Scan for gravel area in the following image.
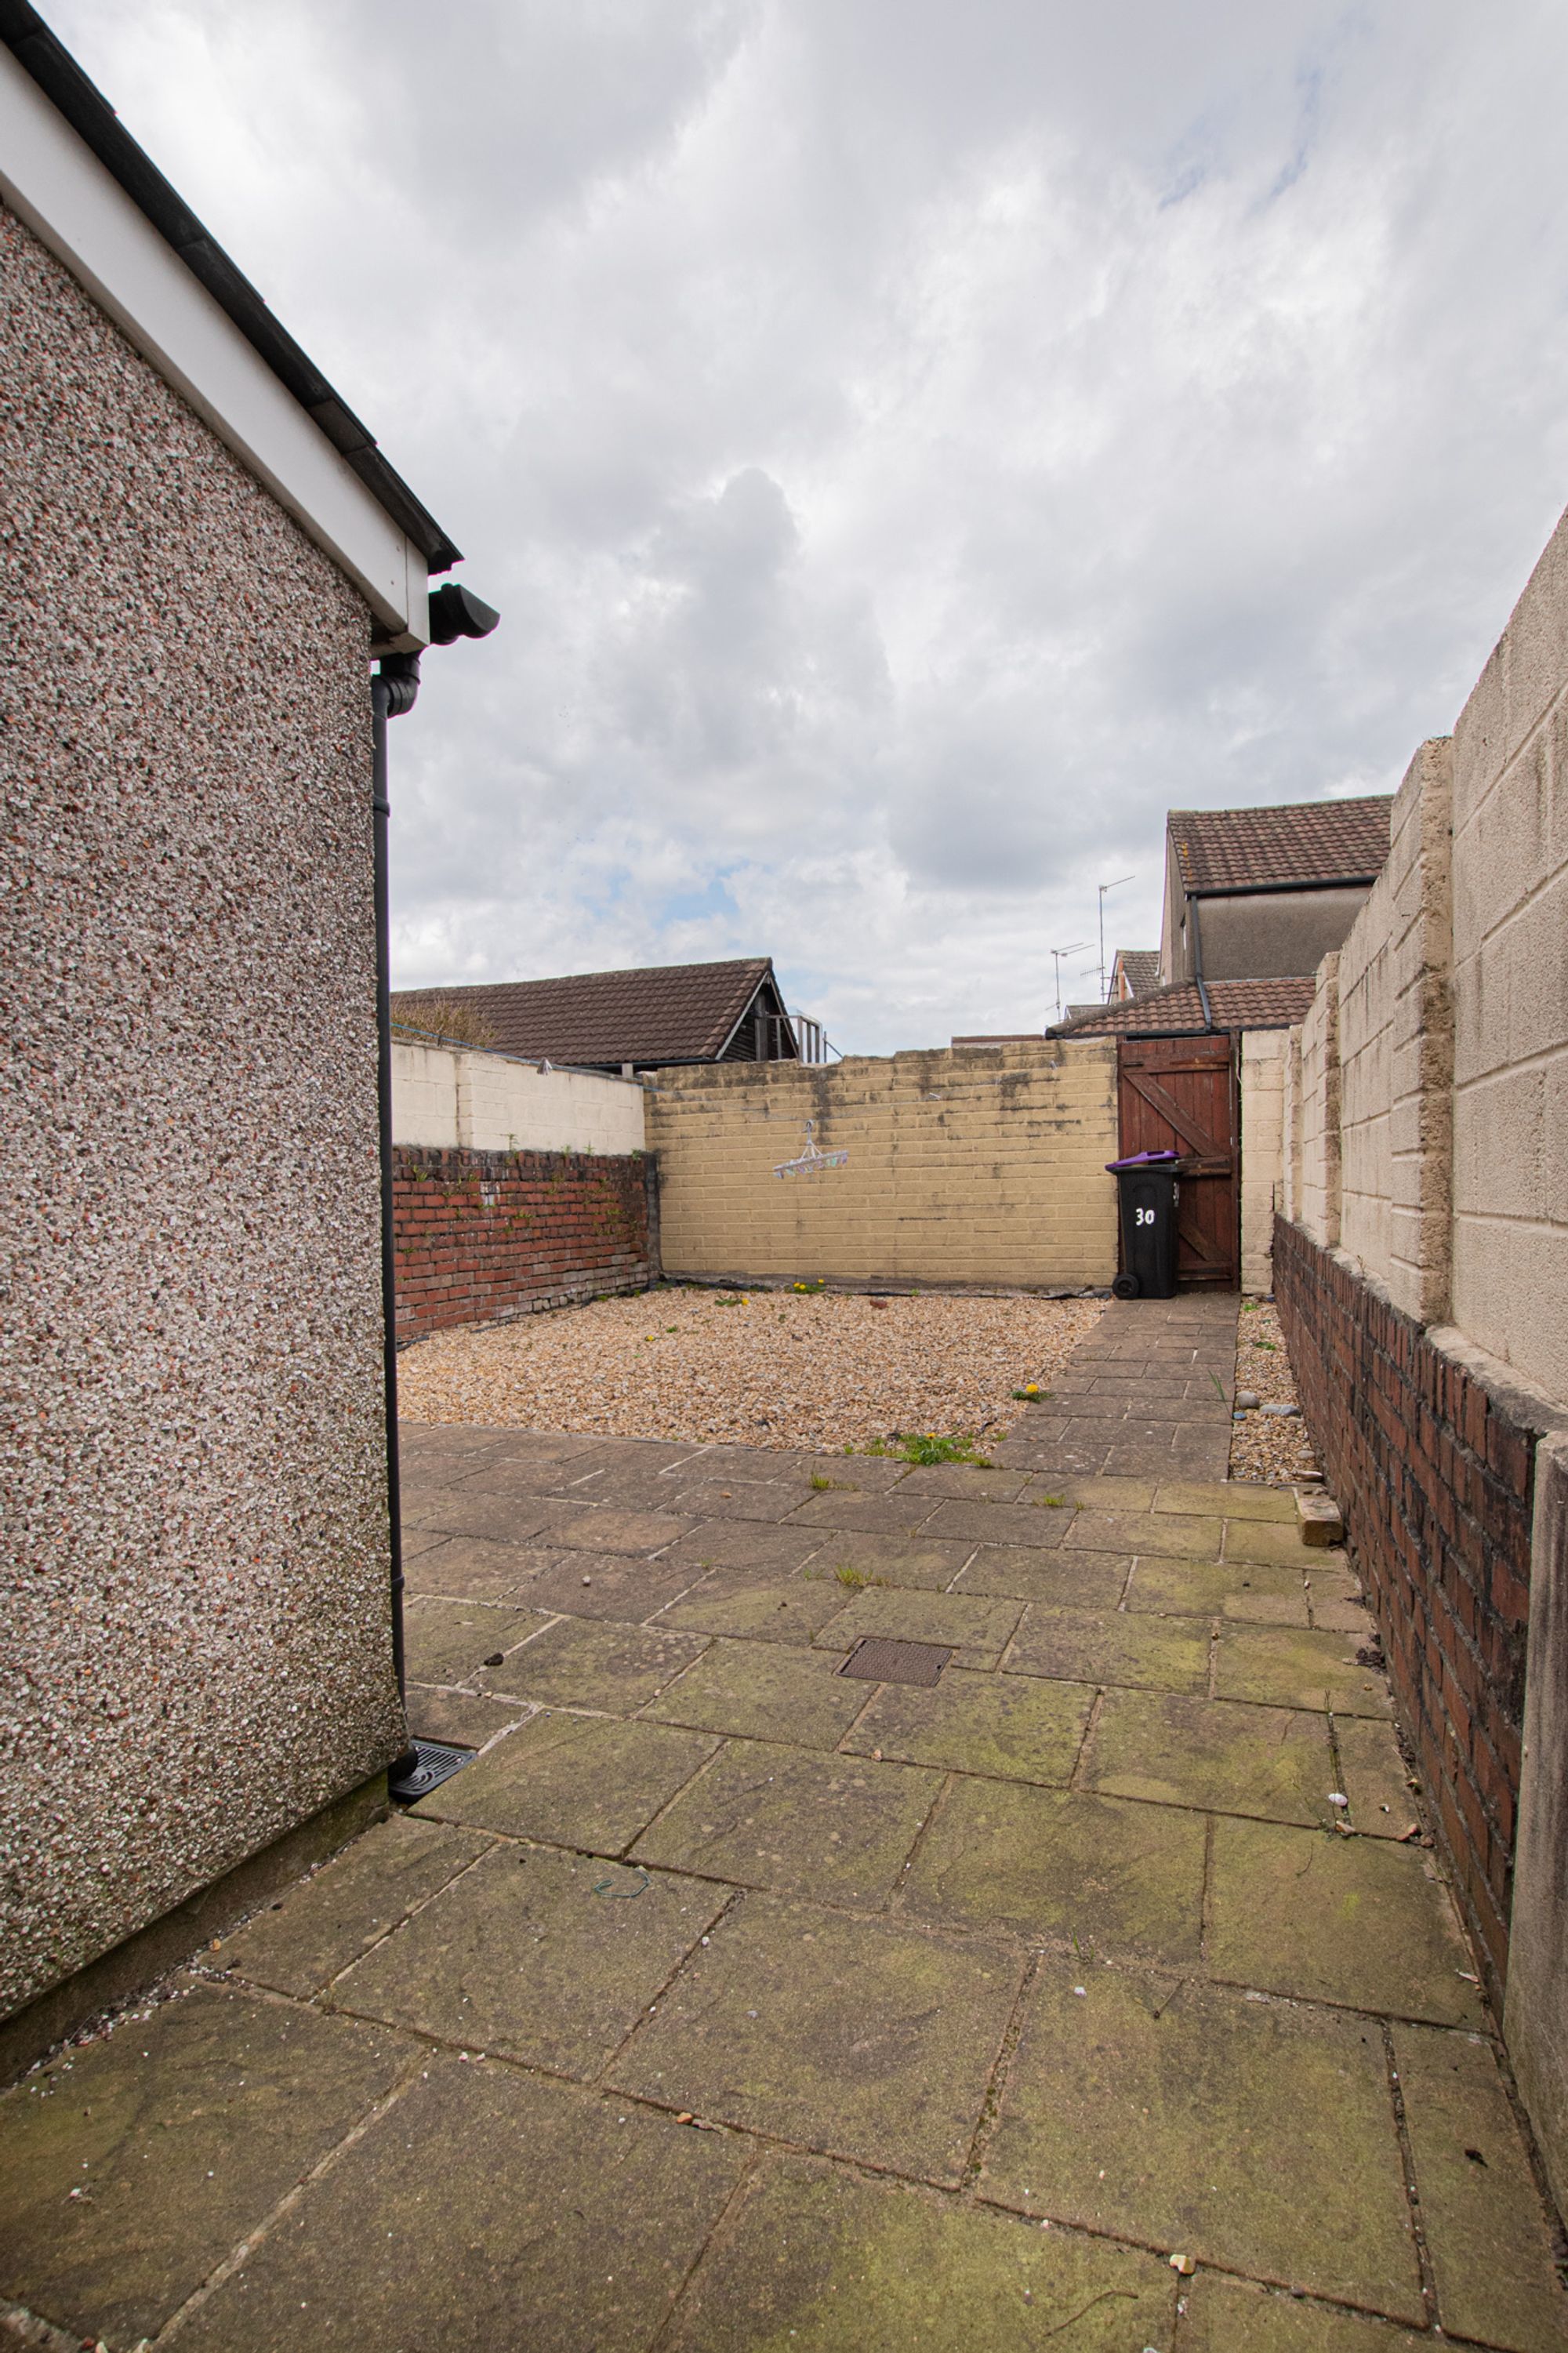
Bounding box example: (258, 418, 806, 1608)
(398, 1284, 1105, 1454)
(1228, 1296, 1320, 1486)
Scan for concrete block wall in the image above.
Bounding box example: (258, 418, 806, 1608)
(1275, 499, 1568, 2210)
(392, 1039, 645, 1158)
(645, 1041, 1119, 1290)
(1238, 1029, 1287, 1292)
(1450, 511, 1568, 1405)
(1337, 739, 1455, 1322)
(1282, 1029, 1304, 1227)
(1296, 953, 1341, 1247)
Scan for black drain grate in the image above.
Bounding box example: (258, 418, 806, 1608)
(390, 1739, 474, 1804)
(839, 1637, 953, 1687)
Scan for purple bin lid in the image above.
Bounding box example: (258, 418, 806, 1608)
(1105, 1149, 1180, 1173)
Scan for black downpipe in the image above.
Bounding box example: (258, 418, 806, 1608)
(372, 656, 420, 1785)
(1189, 895, 1215, 1033)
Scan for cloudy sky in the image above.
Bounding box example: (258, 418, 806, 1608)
(49, 0, 1568, 1051)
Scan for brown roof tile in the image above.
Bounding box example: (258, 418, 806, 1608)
(1170, 796, 1392, 892)
(1112, 949, 1160, 997)
(391, 957, 783, 1066)
(1049, 975, 1317, 1037)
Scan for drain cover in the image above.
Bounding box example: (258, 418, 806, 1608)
(839, 1637, 952, 1687)
(389, 1739, 474, 1804)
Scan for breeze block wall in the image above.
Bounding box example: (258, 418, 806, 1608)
(394, 1146, 655, 1341)
(2, 204, 402, 2031)
(1273, 1215, 1537, 2003)
(646, 1041, 1119, 1291)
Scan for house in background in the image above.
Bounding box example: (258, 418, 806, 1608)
(1109, 948, 1160, 1000)
(1160, 795, 1392, 987)
(392, 956, 822, 1073)
(1052, 795, 1392, 1295)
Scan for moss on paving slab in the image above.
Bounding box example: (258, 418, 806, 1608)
(1079, 1690, 1335, 1827)
(1392, 2021, 1568, 2350)
(609, 1894, 1022, 2184)
(659, 1567, 855, 1646)
(646, 1636, 872, 1749)
(1207, 1817, 1487, 2026)
(331, 1842, 728, 2079)
(0, 1982, 413, 2348)
(900, 1777, 1206, 1964)
(174, 2057, 746, 2353)
(477, 1613, 707, 1710)
(840, 1666, 1095, 1785)
(1004, 1603, 1210, 1694)
(415, 1710, 717, 1850)
(816, 1584, 1024, 1667)
(1214, 1625, 1393, 1717)
(1123, 1552, 1308, 1624)
(982, 1964, 1423, 2319)
(954, 1544, 1132, 1607)
(633, 1740, 942, 1906)
(663, 2155, 1176, 2350)
(218, 1814, 492, 1999)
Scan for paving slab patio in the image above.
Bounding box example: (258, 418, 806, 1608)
(5, 1289, 1565, 2351)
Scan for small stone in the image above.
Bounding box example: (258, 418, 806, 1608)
(1235, 1391, 1261, 1411)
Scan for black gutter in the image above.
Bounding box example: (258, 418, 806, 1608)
(1181, 874, 1382, 898)
(0, 1, 460, 573)
(1117, 1025, 1229, 1041)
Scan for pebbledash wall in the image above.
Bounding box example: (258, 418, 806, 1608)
(645, 1041, 1119, 1291)
(1, 202, 409, 2042)
(1276, 505, 1568, 2210)
(390, 1038, 655, 1340)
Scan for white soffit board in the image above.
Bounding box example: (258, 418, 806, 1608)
(0, 45, 428, 641)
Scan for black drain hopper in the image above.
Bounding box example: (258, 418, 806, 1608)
(390, 1739, 474, 1804)
(838, 1637, 953, 1687)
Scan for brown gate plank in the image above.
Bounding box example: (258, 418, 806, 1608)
(1120, 1067, 1225, 1158)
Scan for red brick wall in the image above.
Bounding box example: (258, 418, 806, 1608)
(1273, 1215, 1537, 2005)
(394, 1146, 655, 1342)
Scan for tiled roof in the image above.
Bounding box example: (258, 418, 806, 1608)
(1170, 796, 1392, 892)
(1049, 975, 1318, 1037)
(391, 957, 782, 1066)
(1112, 950, 1160, 997)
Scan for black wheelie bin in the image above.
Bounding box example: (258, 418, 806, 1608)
(1107, 1149, 1180, 1299)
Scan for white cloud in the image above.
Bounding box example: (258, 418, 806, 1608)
(43, 0, 1568, 1047)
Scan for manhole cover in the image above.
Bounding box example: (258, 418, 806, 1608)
(838, 1637, 952, 1687)
(390, 1739, 474, 1804)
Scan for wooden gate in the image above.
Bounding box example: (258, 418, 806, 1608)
(1116, 1032, 1238, 1287)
